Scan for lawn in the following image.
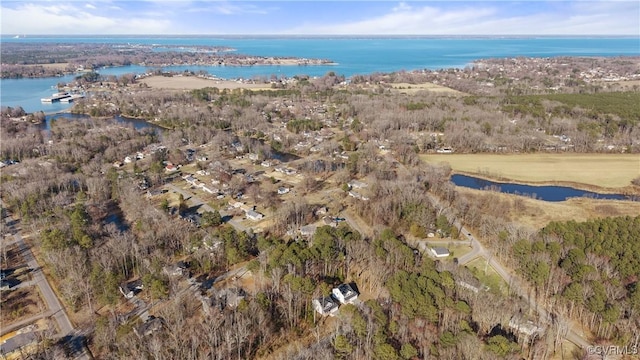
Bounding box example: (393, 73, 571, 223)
(465, 258, 509, 296)
(421, 153, 640, 189)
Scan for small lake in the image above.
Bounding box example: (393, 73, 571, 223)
(450, 174, 637, 202)
(45, 113, 161, 132)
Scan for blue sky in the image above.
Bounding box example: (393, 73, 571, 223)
(1, 1, 638, 35)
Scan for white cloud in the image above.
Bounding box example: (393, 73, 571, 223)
(183, 1, 270, 15)
(1, 3, 172, 34)
(285, 1, 639, 35)
(287, 4, 497, 35)
(85, 3, 97, 10)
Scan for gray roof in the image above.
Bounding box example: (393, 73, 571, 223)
(316, 296, 338, 312)
(432, 247, 450, 255)
(336, 284, 358, 301)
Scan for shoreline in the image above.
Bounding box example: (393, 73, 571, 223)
(43, 110, 173, 130)
(451, 170, 640, 196)
(1, 60, 339, 80)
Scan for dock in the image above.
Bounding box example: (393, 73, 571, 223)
(59, 94, 85, 103)
(41, 92, 71, 103)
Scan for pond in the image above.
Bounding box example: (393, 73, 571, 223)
(450, 174, 637, 202)
(44, 113, 162, 132)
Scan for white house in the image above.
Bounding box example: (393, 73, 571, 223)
(312, 296, 339, 316)
(436, 147, 454, 154)
(332, 283, 358, 304)
(347, 180, 368, 189)
(277, 187, 290, 195)
(430, 247, 450, 258)
(246, 210, 264, 221)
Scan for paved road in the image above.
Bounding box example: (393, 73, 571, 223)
(213, 265, 249, 285)
(11, 232, 75, 337)
(164, 183, 249, 233)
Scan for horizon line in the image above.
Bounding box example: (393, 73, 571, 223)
(3, 34, 639, 37)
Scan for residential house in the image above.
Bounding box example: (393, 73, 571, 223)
(348, 180, 368, 189)
(299, 225, 317, 237)
(198, 183, 215, 194)
(246, 210, 264, 221)
(182, 212, 202, 227)
(163, 261, 188, 277)
(183, 174, 198, 186)
(134, 316, 165, 338)
(277, 187, 290, 195)
(284, 168, 297, 176)
(312, 296, 339, 316)
(332, 283, 359, 304)
(202, 287, 247, 315)
(430, 247, 450, 258)
(322, 216, 338, 227)
(119, 279, 144, 299)
(508, 315, 545, 340)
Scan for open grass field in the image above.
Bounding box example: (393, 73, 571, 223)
(421, 153, 640, 189)
(138, 75, 274, 91)
(388, 82, 466, 95)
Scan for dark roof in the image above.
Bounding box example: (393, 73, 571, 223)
(121, 279, 143, 292)
(316, 296, 338, 312)
(336, 284, 358, 301)
(134, 316, 165, 338)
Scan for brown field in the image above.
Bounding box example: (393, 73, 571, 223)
(137, 75, 274, 91)
(456, 187, 640, 229)
(28, 62, 70, 71)
(388, 82, 466, 95)
(421, 153, 640, 189)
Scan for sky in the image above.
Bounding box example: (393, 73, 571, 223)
(1, 1, 639, 36)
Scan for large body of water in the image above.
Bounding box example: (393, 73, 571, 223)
(1, 36, 638, 113)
